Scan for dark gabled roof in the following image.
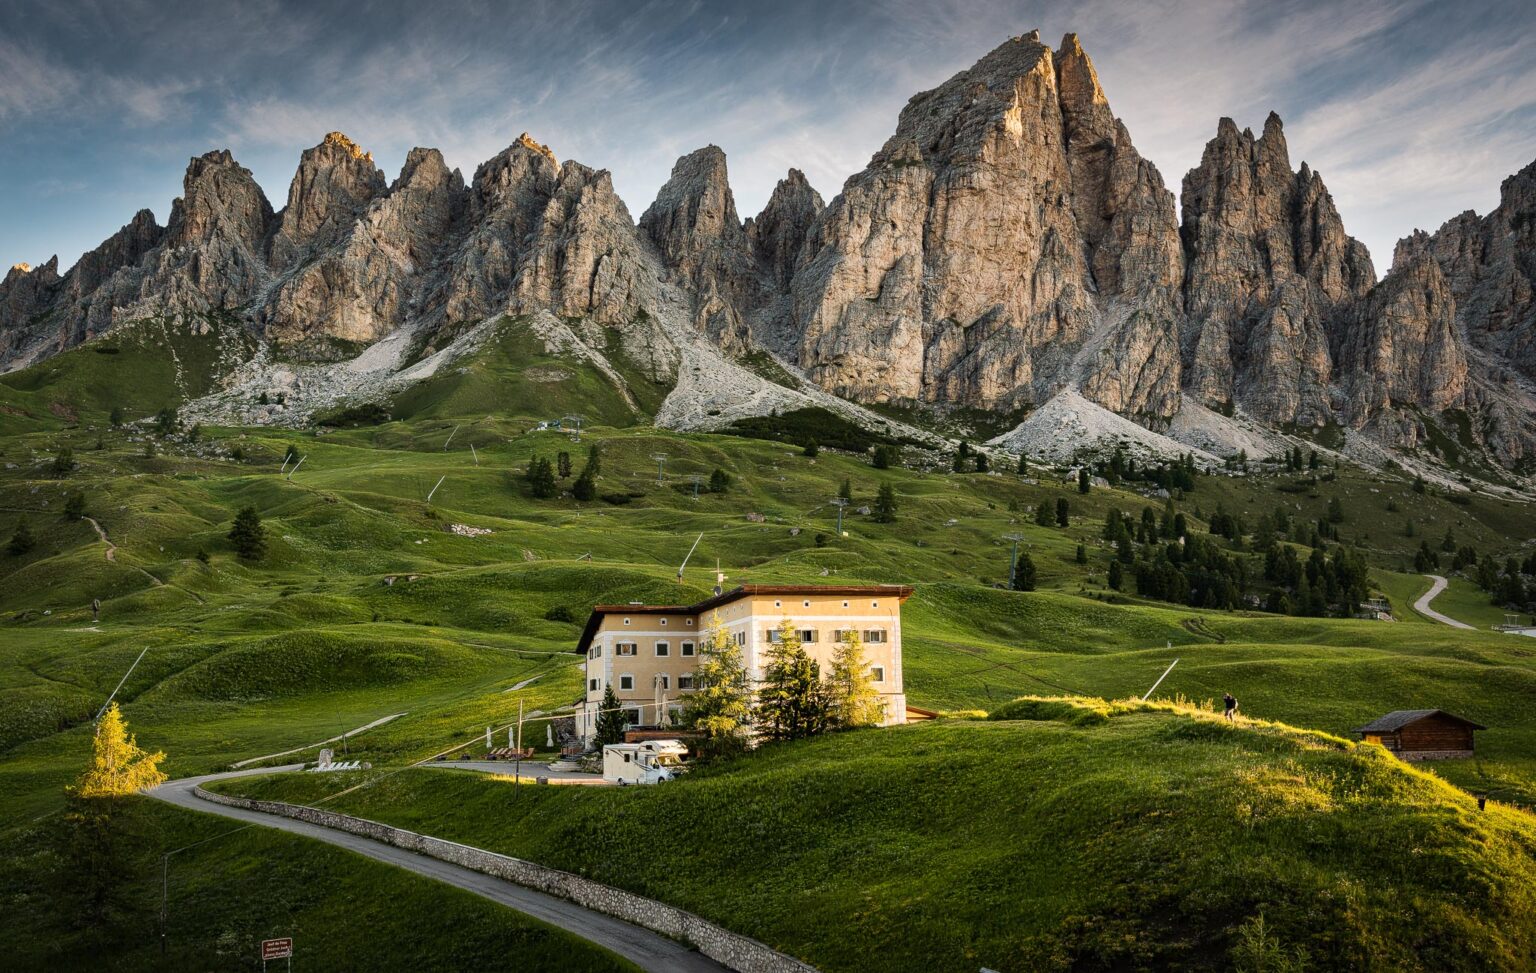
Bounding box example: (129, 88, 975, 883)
(1354, 709, 1488, 733)
(574, 584, 914, 656)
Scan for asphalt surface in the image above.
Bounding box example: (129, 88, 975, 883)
(1415, 574, 1475, 629)
(146, 768, 725, 972)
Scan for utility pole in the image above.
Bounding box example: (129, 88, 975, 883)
(831, 497, 849, 535)
(1003, 533, 1025, 589)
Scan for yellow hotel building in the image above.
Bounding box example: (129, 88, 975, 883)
(575, 584, 912, 744)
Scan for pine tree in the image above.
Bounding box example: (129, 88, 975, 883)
(63, 492, 86, 521)
(1016, 452, 1028, 474)
(584, 443, 602, 477)
(709, 468, 732, 493)
(838, 478, 853, 502)
(826, 629, 882, 729)
(9, 519, 36, 556)
(1012, 552, 1037, 592)
(1327, 496, 1344, 524)
(51, 446, 76, 477)
(1075, 544, 1087, 564)
(227, 505, 266, 560)
(1078, 468, 1091, 494)
(573, 468, 597, 501)
(951, 450, 967, 473)
(527, 457, 558, 498)
(557, 451, 572, 478)
(108, 406, 124, 427)
(1107, 559, 1124, 591)
(594, 684, 628, 747)
(974, 451, 989, 473)
(803, 441, 820, 458)
(75, 703, 166, 797)
(1441, 527, 1457, 553)
(682, 611, 753, 759)
(1055, 497, 1070, 527)
(872, 444, 898, 469)
(873, 483, 897, 523)
(756, 620, 826, 742)
(1034, 500, 1052, 527)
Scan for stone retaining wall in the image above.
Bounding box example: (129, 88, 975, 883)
(195, 786, 815, 973)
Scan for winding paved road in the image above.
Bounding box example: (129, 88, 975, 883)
(1414, 574, 1475, 630)
(146, 769, 725, 972)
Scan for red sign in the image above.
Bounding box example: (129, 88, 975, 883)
(262, 938, 293, 961)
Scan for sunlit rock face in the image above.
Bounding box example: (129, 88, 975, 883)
(3, 31, 1536, 467)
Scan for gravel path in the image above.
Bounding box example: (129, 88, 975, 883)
(146, 768, 726, 972)
(1414, 574, 1475, 629)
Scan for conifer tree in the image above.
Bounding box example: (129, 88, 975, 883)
(557, 451, 572, 478)
(1012, 552, 1038, 591)
(683, 611, 753, 758)
(1078, 468, 1091, 494)
(527, 456, 557, 498)
(826, 629, 882, 729)
(1016, 453, 1028, 474)
(756, 620, 827, 742)
(974, 451, 989, 473)
(51, 446, 76, 477)
(594, 684, 628, 747)
(63, 492, 86, 520)
(1034, 500, 1052, 527)
(838, 478, 853, 502)
(227, 506, 266, 560)
(1107, 559, 1124, 591)
(873, 483, 897, 523)
(584, 443, 602, 477)
(709, 468, 732, 493)
(573, 467, 597, 501)
(8, 519, 36, 556)
(75, 703, 166, 797)
(1055, 497, 1070, 527)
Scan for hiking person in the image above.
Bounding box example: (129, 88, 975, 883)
(1223, 692, 1238, 722)
(91, 598, 101, 622)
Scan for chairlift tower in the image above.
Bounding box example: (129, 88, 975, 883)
(650, 452, 668, 484)
(1003, 532, 1025, 589)
(691, 475, 703, 500)
(830, 497, 849, 535)
(563, 414, 584, 442)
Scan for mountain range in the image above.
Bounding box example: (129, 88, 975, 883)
(3, 30, 1534, 473)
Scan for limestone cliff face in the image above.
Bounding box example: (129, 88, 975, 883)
(262, 146, 466, 349)
(640, 146, 761, 349)
(269, 132, 388, 267)
(746, 169, 823, 292)
(791, 31, 1183, 415)
(1180, 114, 1375, 425)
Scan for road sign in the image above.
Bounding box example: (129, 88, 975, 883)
(262, 937, 293, 961)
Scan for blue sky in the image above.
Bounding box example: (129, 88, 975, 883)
(3, 0, 1534, 275)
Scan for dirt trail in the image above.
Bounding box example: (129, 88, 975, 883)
(81, 515, 206, 604)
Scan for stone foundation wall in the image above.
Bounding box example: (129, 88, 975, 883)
(195, 786, 816, 973)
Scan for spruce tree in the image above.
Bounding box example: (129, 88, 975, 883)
(594, 684, 628, 747)
(584, 443, 602, 477)
(975, 451, 989, 473)
(51, 446, 76, 477)
(527, 457, 558, 499)
(826, 630, 882, 729)
(557, 451, 572, 478)
(756, 621, 826, 742)
(1076, 544, 1088, 565)
(9, 519, 36, 556)
(709, 468, 732, 493)
(1107, 559, 1124, 591)
(573, 468, 597, 501)
(63, 492, 86, 521)
(803, 441, 820, 458)
(951, 450, 967, 473)
(1078, 468, 1091, 494)
(1034, 500, 1052, 527)
(227, 505, 266, 560)
(873, 483, 897, 523)
(1327, 496, 1344, 524)
(1012, 552, 1037, 592)
(1016, 453, 1028, 475)
(838, 478, 853, 502)
(683, 611, 753, 759)
(1055, 497, 1070, 527)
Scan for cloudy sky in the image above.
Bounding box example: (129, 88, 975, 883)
(3, 0, 1534, 275)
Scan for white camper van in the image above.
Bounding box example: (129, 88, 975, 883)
(602, 739, 689, 785)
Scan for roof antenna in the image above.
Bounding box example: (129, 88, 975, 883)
(677, 531, 703, 582)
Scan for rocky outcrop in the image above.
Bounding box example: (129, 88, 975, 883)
(261, 146, 466, 349)
(791, 31, 1183, 415)
(746, 169, 823, 292)
(269, 132, 388, 267)
(1180, 114, 1375, 425)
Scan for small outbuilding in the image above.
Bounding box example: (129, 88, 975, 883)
(1354, 709, 1486, 761)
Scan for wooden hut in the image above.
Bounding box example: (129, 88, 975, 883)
(1354, 710, 1485, 760)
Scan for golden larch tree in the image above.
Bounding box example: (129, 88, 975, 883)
(76, 702, 167, 797)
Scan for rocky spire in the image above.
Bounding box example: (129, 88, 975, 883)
(166, 149, 274, 251)
(269, 132, 388, 266)
(640, 145, 761, 346)
(1180, 112, 1374, 425)
(747, 168, 823, 291)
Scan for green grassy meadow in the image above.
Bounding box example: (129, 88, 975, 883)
(5, 314, 1536, 969)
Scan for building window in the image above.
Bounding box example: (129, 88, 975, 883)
(655, 641, 669, 657)
(864, 629, 887, 644)
(660, 618, 668, 626)
(803, 599, 810, 607)
(734, 632, 746, 646)
(767, 628, 783, 643)
(871, 601, 879, 608)
(678, 674, 694, 690)
(842, 600, 849, 608)
(774, 600, 782, 607)
(617, 642, 637, 656)
(623, 709, 641, 725)
(619, 674, 634, 690)
(686, 618, 694, 626)
(623, 617, 631, 625)
(681, 641, 696, 656)
(797, 629, 817, 643)
(871, 666, 886, 683)
(589, 678, 599, 692)
(589, 644, 601, 659)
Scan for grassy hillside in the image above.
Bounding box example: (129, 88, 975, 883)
(5, 324, 1536, 968)
(212, 702, 1536, 972)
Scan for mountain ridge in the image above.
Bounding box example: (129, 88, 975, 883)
(3, 29, 1534, 476)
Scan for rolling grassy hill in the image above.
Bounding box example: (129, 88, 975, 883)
(4, 323, 1536, 968)
(211, 701, 1536, 972)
